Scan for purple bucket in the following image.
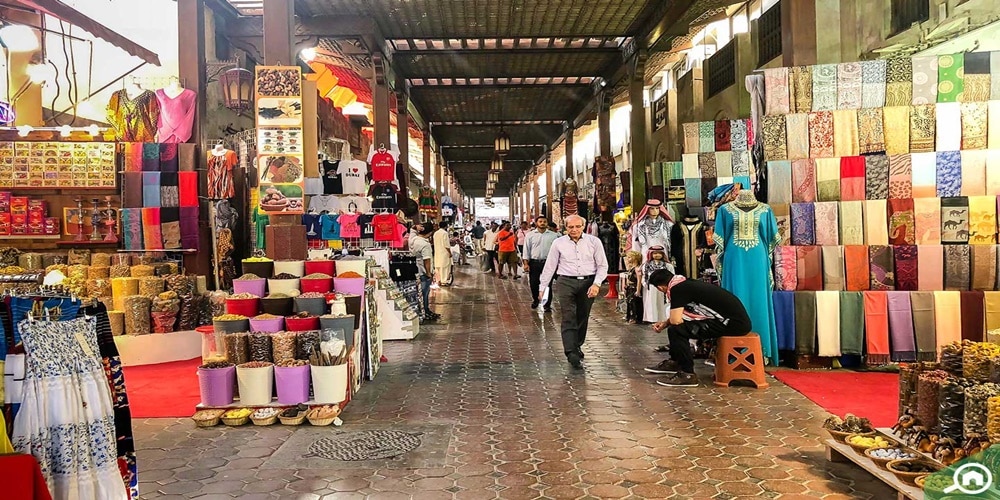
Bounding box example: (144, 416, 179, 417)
(274, 364, 311, 405)
(333, 277, 366, 295)
(197, 365, 235, 406)
(232, 278, 266, 297)
(249, 317, 284, 333)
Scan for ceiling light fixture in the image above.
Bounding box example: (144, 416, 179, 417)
(490, 155, 504, 171)
(493, 128, 510, 157)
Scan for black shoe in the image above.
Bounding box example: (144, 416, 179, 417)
(576, 348, 585, 359)
(566, 352, 583, 369)
(543, 306, 552, 312)
(656, 372, 699, 387)
(653, 345, 669, 353)
(644, 360, 681, 374)
(530, 302, 539, 309)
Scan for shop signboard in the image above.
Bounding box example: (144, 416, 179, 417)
(255, 66, 305, 214)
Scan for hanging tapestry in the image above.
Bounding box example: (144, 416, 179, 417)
(808, 111, 835, 158)
(888, 198, 916, 245)
(861, 59, 887, 108)
(811, 64, 838, 111)
(833, 109, 859, 157)
(885, 56, 913, 106)
(762, 114, 787, 160)
(858, 107, 885, 153)
(909, 104, 936, 153)
(715, 120, 731, 151)
(840, 200, 865, 246)
(791, 159, 817, 203)
(883, 106, 911, 155)
(764, 67, 791, 115)
(790, 65, 813, 113)
(839, 156, 865, 201)
(937, 53, 964, 103)
(836, 62, 863, 109)
(935, 150, 962, 197)
(911, 56, 938, 105)
(698, 121, 715, 152)
(894, 245, 919, 291)
(888, 154, 912, 199)
(682, 122, 700, 153)
(914, 196, 941, 245)
(940, 196, 970, 244)
(865, 154, 890, 200)
(968, 195, 998, 244)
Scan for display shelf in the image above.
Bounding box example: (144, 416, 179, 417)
(0, 235, 61, 240)
(196, 399, 344, 409)
(825, 438, 924, 500)
(56, 240, 118, 246)
(878, 428, 939, 463)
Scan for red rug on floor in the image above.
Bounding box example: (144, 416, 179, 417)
(770, 370, 899, 428)
(121, 358, 201, 418)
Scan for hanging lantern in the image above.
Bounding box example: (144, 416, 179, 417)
(219, 67, 254, 114)
(488, 171, 499, 183)
(493, 128, 510, 157)
(491, 155, 504, 171)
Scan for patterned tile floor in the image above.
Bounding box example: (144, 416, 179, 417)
(135, 266, 893, 499)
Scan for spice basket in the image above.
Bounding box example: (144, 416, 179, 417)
(268, 278, 300, 296)
(236, 364, 274, 405)
(249, 316, 284, 333)
(197, 365, 235, 406)
(825, 428, 874, 443)
(311, 363, 348, 404)
(304, 260, 335, 276)
(232, 278, 266, 297)
(221, 415, 249, 426)
(242, 260, 274, 279)
(279, 411, 307, 426)
(225, 297, 260, 317)
(274, 364, 311, 405)
(294, 296, 328, 316)
(274, 260, 305, 277)
(250, 414, 278, 426)
(191, 409, 225, 428)
(261, 296, 294, 316)
(845, 434, 897, 455)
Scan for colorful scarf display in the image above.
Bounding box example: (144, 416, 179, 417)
(141, 207, 163, 250)
(845, 245, 870, 291)
(178, 171, 199, 207)
(960, 150, 987, 196)
(796, 246, 823, 291)
(934, 291, 962, 355)
(863, 291, 891, 364)
(968, 195, 998, 244)
(684, 178, 702, 207)
(885, 56, 912, 106)
(815, 291, 842, 356)
(836, 62, 862, 109)
(790, 66, 813, 113)
(160, 207, 181, 250)
(918, 245, 944, 290)
(986, 291, 1000, 331)
(682, 153, 699, 179)
(764, 67, 791, 115)
(864, 199, 889, 245)
(123, 173, 143, 208)
(935, 150, 962, 197)
(811, 64, 837, 111)
(883, 106, 911, 155)
(944, 244, 971, 290)
(159, 143, 178, 172)
(840, 291, 865, 355)
(963, 52, 991, 101)
(773, 246, 798, 291)
(715, 120, 731, 151)
(767, 161, 792, 204)
(816, 158, 841, 202)
(794, 291, 817, 354)
(716, 151, 734, 177)
(808, 111, 835, 158)
(774, 291, 796, 350)
(887, 291, 917, 362)
(732, 150, 751, 178)
(864, 155, 889, 200)
(772, 203, 791, 245)
(698, 153, 716, 178)
(960, 290, 985, 342)
(911, 56, 939, 105)
(910, 292, 937, 361)
(730, 119, 749, 151)
(888, 154, 913, 199)
(888, 198, 916, 245)
(141, 172, 161, 207)
(124, 142, 143, 172)
(971, 244, 998, 291)
(791, 159, 817, 202)
(822, 245, 845, 290)
(937, 53, 964, 103)
(682, 122, 700, 153)
(159, 172, 179, 208)
(698, 121, 715, 152)
(858, 107, 885, 154)
(790, 202, 816, 246)
(960, 102, 988, 150)
(894, 245, 919, 291)
(941, 196, 970, 244)
(911, 152, 937, 198)
(861, 59, 887, 108)
(180, 206, 200, 250)
(815, 202, 840, 245)
(141, 143, 160, 171)
(909, 104, 936, 153)
(833, 109, 860, 157)
(869, 245, 895, 290)
(121, 208, 143, 250)
(762, 114, 787, 160)
(989, 101, 1000, 149)
(914, 197, 941, 244)
(785, 113, 810, 160)
(936, 102, 962, 151)
(840, 156, 866, 201)
(178, 143, 197, 172)
(840, 201, 865, 245)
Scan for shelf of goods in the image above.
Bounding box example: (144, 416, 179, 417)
(375, 276, 419, 341)
(824, 433, 925, 500)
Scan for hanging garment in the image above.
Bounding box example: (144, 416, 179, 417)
(816, 158, 841, 202)
(940, 196, 970, 244)
(669, 218, 708, 279)
(968, 195, 998, 244)
(773, 246, 797, 291)
(815, 291, 841, 357)
(790, 66, 813, 113)
(682, 123, 700, 153)
(863, 199, 889, 245)
(814, 202, 840, 246)
(911, 56, 939, 105)
(761, 115, 787, 160)
(774, 291, 796, 351)
(869, 245, 895, 290)
(839, 201, 865, 246)
(206, 150, 237, 200)
(887, 198, 915, 245)
(836, 62, 863, 109)
(794, 291, 817, 355)
(790, 202, 815, 246)
(909, 104, 937, 153)
(883, 107, 911, 155)
(641, 257, 671, 323)
(885, 56, 912, 106)
(864, 155, 889, 201)
(796, 245, 823, 292)
(767, 161, 792, 205)
(937, 53, 964, 103)
(960, 102, 988, 150)
(791, 159, 816, 203)
(764, 68, 790, 115)
(963, 51, 991, 102)
(106, 89, 160, 142)
(731, 119, 750, 151)
(914, 197, 941, 244)
(785, 113, 809, 160)
(821, 245, 845, 290)
(861, 59, 887, 108)
(961, 150, 987, 196)
(910, 292, 938, 361)
(863, 291, 891, 364)
(808, 111, 835, 158)
(839, 156, 866, 201)
(858, 107, 885, 153)
(844, 245, 870, 291)
(934, 291, 962, 355)
(714, 203, 780, 364)
(887, 292, 917, 362)
(935, 151, 962, 198)
(811, 64, 837, 111)
(715, 151, 734, 177)
(944, 245, 972, 290)
(154, 88, 197, 143)
(832, 109, 860, 157)
(888, 154, 913, 199)
(917, 245, 944, 291)
(840, 291, 865, 355)
(698, 121, 715, 153)
(714, 120, 731, 151)
(598, 223, 621, 274)
(894, 244, 919, 291)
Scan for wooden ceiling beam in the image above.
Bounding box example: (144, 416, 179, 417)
(392, 47, 622, 56)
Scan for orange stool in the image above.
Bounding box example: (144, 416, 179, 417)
(714, 333, 769, 389)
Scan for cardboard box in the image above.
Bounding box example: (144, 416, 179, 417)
(27, 223, 44, 235)
(43, 217, 59, 235)
(27, 212, 44, 224)
(12, 213, 26, 224)
(0, 192, 11, 212)
(27, 199, 46, 214)
(265, 225, 307, 260)
(11, 223, 26, 235)
(10, 196, 28, 208)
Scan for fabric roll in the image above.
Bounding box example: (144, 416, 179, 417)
(180, 206, 199, 250)
(815, 291, 842, 357)
(684, 178, 702, 207)
(811, 63, 837, 111)
(861, 59, 887, 108)
(990, 101, 1000, 149)
(935, 150, 962, 197)
(730, 119, 749, 151)
(844, 245, 870, 291)
(863, 199, 889, 245)
(833, 109, 860, 157)
(963, 51, 991, 101)
(968, 195, 998, 244)
(773, 291, 796, 351)
(772, 203, 791, 246)
(960, 150, 987, 196)
(887, 292, 917, 362)
(697, 153, 716, 178)
(888, 154, 913, 199)
(773, 246, 798, 291)
(960, 290, 985, 342)
(839, 156, 865, 201)
(682, 122, 700, 153)
(985, 291, 1000, 331)
(794, 291, 817, 354)
(822, 245, 845, 290)
(178, 143, 197, 172)
(715, 151, 734, 177)
(911, 152, 937, 197)
(941, 196, 970, 243)
(910, 292, 937, 361)
(178, 171, 199, 207)
(840, 291, 865, 355)
(790, 203, 816, 246)
(762, 114, 787, 160)
(142, 143, 160, 171)
(790, 66, 813, 113)
(944, 245, 971, 290)
(816, 158, 841, 202)
(796, 245, 823, 291)
(141, 207, 163, 250)
(883, 106, 911, 155)
(698, 121, 715, 152)
(971, 245, 998, 290)
(682, 153, 699, 179)
(937, 53, 964, 103)
(911, 56, 939, 105)
(142, 172, 161, 207)
(784, 113, 809, 160)
(918, 245, 945, 291)
(815, 202, 840, 246)
(808, 111, 834, 158)
(885, 56, 913, 106)
(864, 155, 889, 200)
(869, 245, 895, 290)
(914, 197, 941, 244)
(764, 67, 791, 115)
(863, 291, 891, 364)
(123, 173, 144, 208)
(840, 201, 865, 245)
(909, 104, 936, 152)
(767, 161, 792, 205)
(960, 102, 988, 149)
(987, 151, 1000, 194)
(888, 198, 916, 245)
(933, 291, 962, 354)
(121, 208, 143, 250)
(858, 107, 885, 154)
(159, 143, 178, 172)
(124, 142, 143, 172)
(714, 120, 731, 151)
(791, 159, 817, 202)
(936, 102, 962, 151)
(837, 62, 863, 109)
(894, 244, 919, 291)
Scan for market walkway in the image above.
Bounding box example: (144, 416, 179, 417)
(135, 265, 892, 499)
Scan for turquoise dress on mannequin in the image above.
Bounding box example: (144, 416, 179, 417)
(713, 202, 780, 365)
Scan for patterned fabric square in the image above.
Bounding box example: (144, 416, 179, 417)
(764, 67, 791, 115)
(832, 109, 859, 157)
(682, 122, 700, 153)
(791, 159, 816, 203)
(837, 62, 863, 109)
(790, 66, 813, 113)
(698, 121, 715, 152)
(731, 150, 751, 176)
(714, 120, 731, 151)
(911, 56, 938, 105)
(858, 107, 885, 154)
(909, 104, 936, 152)
(861, 60, 887, 108)
(812, 64, 838, 111)
(762, 114, 787, 160)
(865, 154, 890, 200)
(785, 113, 810, 160)
(935, 151, 962, 197)
(697, 153, 716, 178)
(808, 111, 834, 158)
(885, 57, 912, 106)
(883, 106, 910, 155)
(960, 102, 988, 149)
(888, 154, 912, 199)
(730, 119, 749, 151)
(937, 53, 964, 103)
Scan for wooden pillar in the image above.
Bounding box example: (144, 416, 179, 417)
(372, 57, 391, 151)
(781, 0, 818, 67)
(434, 158, 443, 222)
(422, 133, 431, 187)
(177, 0, 210, 277)
(396, 91, 409, 190)
(564, 126, 574, 180)
(545, 153, 554, 219)
(262, 0, 295, 65)
(598, 92, 612, 157)
(629, 52, 648, 214)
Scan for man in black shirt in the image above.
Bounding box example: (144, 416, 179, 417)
(644, 269, 751, 387)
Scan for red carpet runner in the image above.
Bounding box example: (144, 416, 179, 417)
(771, 370, 899, 428)
(122, 358, 201, 418)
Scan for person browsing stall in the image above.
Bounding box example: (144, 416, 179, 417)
(523, 215, 559, 311)
(539, 214, 609, 369)
(411, 225, 440, 321)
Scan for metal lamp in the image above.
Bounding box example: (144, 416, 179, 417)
(494, 128, 510, 156)
(219, 67, 254, 114)
(491, 155, 504, 171)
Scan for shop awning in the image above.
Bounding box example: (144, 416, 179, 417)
(8, 0, 160, 65)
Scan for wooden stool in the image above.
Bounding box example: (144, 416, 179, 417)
(714, 333, 769, 389)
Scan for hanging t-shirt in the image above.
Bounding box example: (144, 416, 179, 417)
(391, 223, 408, 248)
(337, 159, 368, 194)
(359, 214, 375, 239)
(369, 183, 399, 210)
(321, 214, 340, 240)
(370, 150, 396, 182)
(339, 195, 372, 214)
(441, 202, 456, 217)
(308, 194, 340, 213)
(321, 160, 343, 194)
(373, 213, 397, 241)
(302, 213, 321, 239)
(338, 213, 361, 238)
(304, 177, 324, 195)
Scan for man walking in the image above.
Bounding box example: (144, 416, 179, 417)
(412, 225, 440, 321)
(495, 222, 519, 279)
(539, 215, 609, 368)
(482, 222, 499, 274)
(523, 215, 559, 311)
(471, 221, 486, 255)
(433, 221, 453, 286)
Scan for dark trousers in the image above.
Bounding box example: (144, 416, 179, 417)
(554, 276, 596, 356)
(668, 319, 748, 373)
(527, 260, 550, 305)
(419, 274, 432, 315)
(485, 250, 498, 272)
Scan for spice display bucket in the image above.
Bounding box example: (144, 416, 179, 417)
(273, 260, 305, 277)
(284, 315, 320, 331)
(310, 363, 348, 404)
(198, 366, 235, 406)
(197, 326, 225, 362)
(249, 317, 284, 333)
(236, 365, 274, 405)
(260, 296, 294, 316)
(225, 297, 260, 317)
(241, 260, 274, 279)
(334, 258, 367, 276)
(274, 364, 311, 405)
(213, 318, 250, 335)
(267, 278, 301, 296)
(232, 278, 266, 297)
(300, 277, 333, 294)
(320, 315, 356, 348)
(333, 277, 366, 295)
(294, 296, 328, 316)
(342, 294, 363, 330)
(304, 260, 335, 276)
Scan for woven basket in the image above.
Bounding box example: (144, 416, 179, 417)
(887, 459, 941, 485)
(307, 415, 336, 426)
(279, 412, 306, 426)
(864, 447, 914, 469)
(250, 414, 278, 426)
(826, 428, 874, 443)
(221, 416, 249, 426)
(191, 409, 224, 428)
(846, 434, 898, 455)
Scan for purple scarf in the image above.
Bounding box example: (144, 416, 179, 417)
(886, 291, 916, 362)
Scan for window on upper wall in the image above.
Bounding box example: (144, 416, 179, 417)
(706, 40, 736, 98)
(891, 0, 930, 35)
(757, 3, 782, 67)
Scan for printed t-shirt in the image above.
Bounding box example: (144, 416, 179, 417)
(302, 213, 321, 239)
(339, 196, 371, 214)
(391, 223, 408, 248)
(337, 159, 368, 194)
(321, 160, 343, 194)
(496, 229, 517, 252)
(369, 183, 399, 210)
(370, 150, 396, 182)
(308, 194, 339, 213)
(669, 279, 751, 330)
(411, 237, 433, 276)
(373, 213, 397, 241)
(338, 213, 361, 238)
(359, 214, 375, 239)
(320, 214, 340, 240)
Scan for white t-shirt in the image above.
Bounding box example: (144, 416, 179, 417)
(303, 177, 324, 195)
(308, 194, 340, 213)
(483, 229, 497, 251)
(337, 159, 368, 195)
(338, 195, 372, 214)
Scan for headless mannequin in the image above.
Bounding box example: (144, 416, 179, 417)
(162, 77, 185, 99)
(211, 143, 228, 156)
(733, 190, 760, 211)
(125, 79, 145, 100)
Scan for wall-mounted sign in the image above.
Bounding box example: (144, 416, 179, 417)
(255, 66, 304, 214)
(652, 94, 667, 132)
